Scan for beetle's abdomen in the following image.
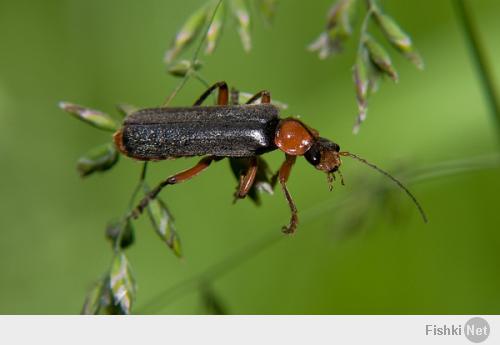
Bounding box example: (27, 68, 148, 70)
(116, 104, 280, 160)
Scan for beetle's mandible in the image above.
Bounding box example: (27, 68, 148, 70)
(114, 81, 427, 234)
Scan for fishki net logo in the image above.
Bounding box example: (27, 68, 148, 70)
(425, 317, 490, 343)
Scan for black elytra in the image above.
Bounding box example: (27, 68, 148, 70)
(120, 104, 280, 160)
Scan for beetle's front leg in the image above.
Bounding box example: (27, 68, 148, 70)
(277, 154, 298, 234)
(130, 156, 223, 219)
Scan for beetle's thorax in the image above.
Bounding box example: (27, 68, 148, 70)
(274, 118, 317, 155)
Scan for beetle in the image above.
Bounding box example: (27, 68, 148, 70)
(114, 81, 427, 234)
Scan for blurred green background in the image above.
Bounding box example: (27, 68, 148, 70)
(1, 0, 500, 314)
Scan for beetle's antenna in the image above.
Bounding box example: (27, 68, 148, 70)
(340, 151, 428, 223)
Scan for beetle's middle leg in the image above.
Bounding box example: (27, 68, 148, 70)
(233, 157, 258, 202)
(277, 154, 298, 234)
(193, 81, 229, 106)
(130, 155, 223, 219)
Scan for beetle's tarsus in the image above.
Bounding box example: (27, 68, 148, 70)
(232, 187, 244, 204)
(281, 214, 298, 235)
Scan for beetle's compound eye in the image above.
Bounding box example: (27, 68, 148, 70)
(304, 143, 321, 166)
(274, 119, 315, 156)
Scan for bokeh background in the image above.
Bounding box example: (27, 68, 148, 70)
(1, 0, 500, 314)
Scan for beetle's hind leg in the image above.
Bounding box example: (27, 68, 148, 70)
(193, 81, 229, 106)
(129, 156, 224, 220)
